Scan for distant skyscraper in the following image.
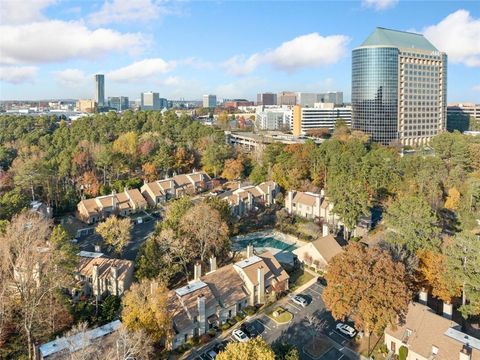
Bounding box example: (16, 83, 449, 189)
(277, 91, 297, 106)
(318, 92, 343, 105)
(94, 74, 105, 107)
(352, 27, 447, 146)
(257, 93, 277, 106)
(141, 92, 161, 110)
(203, 95, 217, 108)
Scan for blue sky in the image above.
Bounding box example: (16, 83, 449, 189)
(0, 0, 479, 102)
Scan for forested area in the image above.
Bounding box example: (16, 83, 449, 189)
(1, 112, 480, 358)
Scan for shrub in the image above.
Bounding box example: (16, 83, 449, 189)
(234, 314, 244, 322)
(227, 318, 237, 326)
(200, 334, 211, 344)
(176, 343, 191, 353)
(221, 323, 231, 331)
(399, 345, 408, 360)
(244, 306, 257, 316)
(207, 328, 216, 337)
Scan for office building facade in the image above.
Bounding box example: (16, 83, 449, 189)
(352, 27, 447, 146)
(141, 92, 161, 110)
(292, 103, 352, 136)
(94, 74, 105, 107)
(108, 96, 129, 111)
(257, 93, 277, 106)
(256, 108, 291, 130)
(447, 103, 480, 132)
(318, 92, 343, 105)
(277, 91, 297, 106)
(203, 94, 217, 108)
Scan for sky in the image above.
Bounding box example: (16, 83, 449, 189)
(0, 0, 479, 102)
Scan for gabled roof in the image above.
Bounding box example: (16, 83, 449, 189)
(310, 234, 343, 263)
(385, 302, 480, 360)
(77, 256, 133, 281)
(360, 27, 438, 51)
(292, 191, 320, 207)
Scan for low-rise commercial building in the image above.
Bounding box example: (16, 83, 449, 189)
(291, 103, 352, 136)
(447, 103, 480, 132)
(76, 99, 97, 113)
(256, 107, 291, 130)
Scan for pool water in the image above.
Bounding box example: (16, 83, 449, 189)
(232, 235, 298, 254)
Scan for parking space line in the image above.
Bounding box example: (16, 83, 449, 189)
(308, 288, 322, 295)
(258, 318, 272, 330)
(287, 301, 303, 311)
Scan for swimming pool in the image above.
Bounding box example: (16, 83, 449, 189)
(231, 231, 299, 254)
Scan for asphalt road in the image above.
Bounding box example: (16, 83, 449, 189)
(78, 215, 157, 261)
(190, 282, 361, 360)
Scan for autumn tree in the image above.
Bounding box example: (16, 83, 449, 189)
(81, 170, 100, 197)
(142, 162, 157, 182)
(174, 147, 195, 173)
(0, 212, 75, 359)
(384, 194, 440, 252)
(444, 187, 461, 211)
(221, 158, 244, 180)
(180, 203, 229, 261)
(121, 279, 172, 343)
(217, 337, 275, 360)
(96, 216, 132, 255)
(161, 196, 193, 232)
(113, 132, 138, 159)
(323, 243, 410, 336)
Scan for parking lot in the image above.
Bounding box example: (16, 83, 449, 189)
(187, 281, 360, 360)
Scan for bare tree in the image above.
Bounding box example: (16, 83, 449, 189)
(0, 212, 74, 359)
(106, 326, 153, 360)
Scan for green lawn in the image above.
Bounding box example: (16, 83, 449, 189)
(289, 268, 315, 291)
(268, 307, 293, 324)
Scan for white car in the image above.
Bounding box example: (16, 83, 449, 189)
(336, 322, 357, 338)
(232, 329, 249, 343)
(292, 295, 308, 307)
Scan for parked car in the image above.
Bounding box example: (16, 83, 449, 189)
(204, 350, 217, 360)
(241, 322, 260, 338)
(317, 276, 327, 286)
(213, 342, 226, 353)
(336, 322, 357, 338)
(232, 329, 249, 343)
(292, 295, 308, 307)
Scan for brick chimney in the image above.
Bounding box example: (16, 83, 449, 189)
(194, 262, 202, 281)
(267, 185, 272, 205)
(322, 224, 329, 237)
(443, 301, 453, 319)
(418, 288, 428, 305)
(110, 266, 118, 296)
(287, 191, 293, 214)
(92, 264, 100, 296)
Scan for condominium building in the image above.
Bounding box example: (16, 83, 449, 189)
(141, 91, 161, 110)
(257, 93, 277, 106)
(291, 103, 352, 136)
(203, 94, 217, 108)
(107, 96, 129, 111)
(94, 74, 105, 107)
(352, 27, 447, 146)
(447, 103, 480, 132)
(256, 107, 291, 130)
(277, 91, 297, 106)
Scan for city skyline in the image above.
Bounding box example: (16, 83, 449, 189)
(0, 0, 479, 102)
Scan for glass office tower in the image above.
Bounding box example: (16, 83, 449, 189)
(352, 28, 447, 146)
(94, 74, 105, 107)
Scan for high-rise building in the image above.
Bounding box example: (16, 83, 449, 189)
(352, 27, 447, 146)
(318, 92, 343, 105)
(203, 95, 217, 108)
(257, 93, 277, 106)
(108, 96, 129, 111)
(141, 92, 161, 110)
(447, 103, 480, 132)
(291, 103, 352, 136)
(277, 91, 297, 106)
(94, 74, 105, 107)
(296, 93, 319, 107)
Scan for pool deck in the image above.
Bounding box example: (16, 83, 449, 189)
(231, 229, 307, 255)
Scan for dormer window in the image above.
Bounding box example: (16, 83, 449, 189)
(432, 345, 439, 355)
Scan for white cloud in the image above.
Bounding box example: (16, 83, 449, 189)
(423, 10, 480, 67)
(361, 0, 398, 11)
(53, 69, 87, 87)
(223, 33, 350, 76)
(0, 0, 56, 25)
(108, 58, 175, 82)
(473, 85, 480, 92)
(0, 20, 146, 65)
(215, 77, 266, 99)
(0, 66, 37, 84)
(88, 0, 172, 26)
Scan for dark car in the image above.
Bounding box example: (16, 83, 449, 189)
(241, 322, 260, 338)
(213, 342, 226, 353)
(317, 276, 327, 286)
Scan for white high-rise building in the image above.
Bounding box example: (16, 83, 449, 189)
(291, 103, 352, 136)
(141, 92, 161, 110)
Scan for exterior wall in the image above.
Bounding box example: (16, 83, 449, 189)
(293, 244, 328, 270)
(293, 105, 302, 136)
(384, 333, 427, 360)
